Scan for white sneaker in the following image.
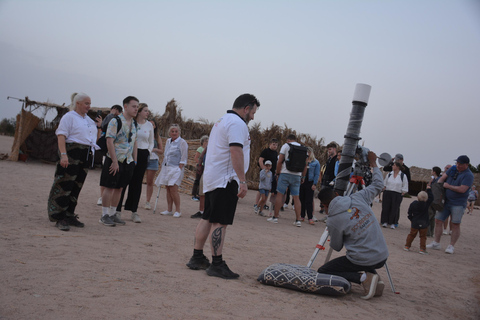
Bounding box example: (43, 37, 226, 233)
(160, 210, 173, 215)
(283, 204, 288, 209)
(97, 197, 102, 206)
(382, 223, 388, 228)
(442, 230, 448, 235)
(267, 217, 278, 223)
(145, 202, 151, 210)
(390, 224, 395, 229)
(445, 245, 454, 254)
(294, 220, 301, 227)
(132, 212, 141, 223)
(426, 241, 441, 250)
(173, 212, 182, 218)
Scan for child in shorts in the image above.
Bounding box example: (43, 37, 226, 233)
(404, 188, 434, 254)
(256, 161, 272, 217)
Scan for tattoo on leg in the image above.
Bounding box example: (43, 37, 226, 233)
(211, 227, 223, 256)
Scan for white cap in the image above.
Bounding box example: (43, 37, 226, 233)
(264, 160, 272, 166)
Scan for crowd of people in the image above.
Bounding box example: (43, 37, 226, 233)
(46, 92, 476, 298)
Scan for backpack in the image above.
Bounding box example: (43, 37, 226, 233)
(388, 171, 404, 182)
(430, 181, 445, 212)
(96, 116, 122, 153)
(285, 143, 308, 172)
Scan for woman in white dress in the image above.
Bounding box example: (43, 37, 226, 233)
(156, 124, 188, 217)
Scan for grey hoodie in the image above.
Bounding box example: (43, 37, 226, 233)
(327, 167, 389, 266)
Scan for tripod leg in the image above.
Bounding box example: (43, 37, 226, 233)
(384, 262, 398, 293)
(153, 186, 161, 214)
(307, 227, 329, 268)
(323, 247, 333, 264)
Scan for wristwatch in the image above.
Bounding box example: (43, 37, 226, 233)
(239, 181, 247, 184)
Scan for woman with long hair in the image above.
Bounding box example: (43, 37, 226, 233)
(156, 124, 188, 218)
(299, 147, 320, 225)
(47, 92, 101, 231)
(116, 103, 154, 223)
(145, 119, 163, 209)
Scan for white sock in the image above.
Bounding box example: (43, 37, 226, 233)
(200, 211, 204, 214)
(102, 207, 109, 217)
(109, 206, 116, 216)
(360, 273, 367, 282)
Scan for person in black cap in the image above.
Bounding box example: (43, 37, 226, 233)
(427, 155, 474, 254)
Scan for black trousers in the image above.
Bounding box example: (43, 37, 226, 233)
(318, 256, 386, 284)
(381, 190, 403, 225)
(299, 180, 314, 219)
(116, 149, 149, 213)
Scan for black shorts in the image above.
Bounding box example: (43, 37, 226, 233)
(100, 157, 135, 189)
(202, 180, 239, 225)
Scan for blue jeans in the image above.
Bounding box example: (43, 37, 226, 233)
(435, 204, 466, 224)
(317, 256, 386, 284)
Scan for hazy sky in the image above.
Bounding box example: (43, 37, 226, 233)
(1, 0, 479, 169)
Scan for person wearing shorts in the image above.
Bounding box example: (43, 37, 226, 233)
(186, 93, 260, 279)
(268, 134, 307, 226)
(427, 155, 474, 254)
(99, 96, 139, 227)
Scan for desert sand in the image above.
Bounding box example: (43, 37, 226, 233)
(0, 134, 479, 320)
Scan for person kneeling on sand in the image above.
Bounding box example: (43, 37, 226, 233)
(317, 151, 388, 300)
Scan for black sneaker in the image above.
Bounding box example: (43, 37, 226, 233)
(65, 215, 85, 228)
(186, 255, 211, 270)
(206, 261, 239, 279)
(99, 215, 116, 227)
(55, 219, 70, 231)
(264, 205, 269, 210)
(190, 211, 203, 219)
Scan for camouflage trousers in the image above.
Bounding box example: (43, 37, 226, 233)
(47, 143, 91, 222)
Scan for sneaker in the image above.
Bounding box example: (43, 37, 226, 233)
(312, 216, 319, 222)
(99, 215, 116, 227)
(426, 241, 441, 250)
(267, 217, 278, 223)
(294, 220, 301, 227)
(390, 224, 396, 229)
(403, 246, 410, 251)
(280, 206, 284, 212)
(299, 217, 305, 222)
(442, 230, 448, 235)
(65, 215, 85, 228)
(375, 280, 385, 297)
(55, 219, 70, 231)
(258, 211, 268, 217)
(206, 261, 239, 279)
(254, 207, 260, 215)
(192, 196, 200, 202)
(360, 273, 379, 300)
(253, 204, 258, 209)
(445, 245, 454, 254)
(292, 205, 295, 210)
(132, 212, 141, 223)
(160, 210, 173, 215)
(283, 203, 288, 209)
(112, 213, 126, 225)
(419, 249, 428, 255)
(309, 219, 315, 225)
(145, 202, 151, 210)
(186, 255, 210, 270)
(319, 216, 328, 223)
(382, 223, 388, 228)
(97, 197, 102, 206)
(263, 205, 269, 210)
(173, 212, 182, 218)
(191, 211, 203, 219)
(394, 224, 399, 228)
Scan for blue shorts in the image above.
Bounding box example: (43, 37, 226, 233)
(147, 158, 159, 171)
(277, 173, 301, 196)
(259, 189, 270, 197)
(435, 204, 466, 224)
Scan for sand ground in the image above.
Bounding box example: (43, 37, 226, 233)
(0, 135, 479, 319)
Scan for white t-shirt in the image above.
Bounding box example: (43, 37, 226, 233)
(56, 110, 98, 149)
(136, 121, 154, 153)
(203, 111, 250, 193)
(279, 142, 302, 176)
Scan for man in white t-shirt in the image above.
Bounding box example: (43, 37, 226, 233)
(267, 134, 307, 226)
(187, 93, 260, 279)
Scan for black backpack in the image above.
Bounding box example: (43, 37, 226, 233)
(285, 143, 308, 172)
(96, 116, 122, 153)
(430, 181, 445, 212)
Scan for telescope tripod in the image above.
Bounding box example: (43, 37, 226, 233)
(307, 175, 399, 294)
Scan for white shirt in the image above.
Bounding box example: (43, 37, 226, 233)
(136, 121, 154, 153)
(162, 137, 188, 167)
(384, 171, 409, 193)
(56, 110, 98, 149)
(203, 111, 250, 193)
(279, 142, 302, 176)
